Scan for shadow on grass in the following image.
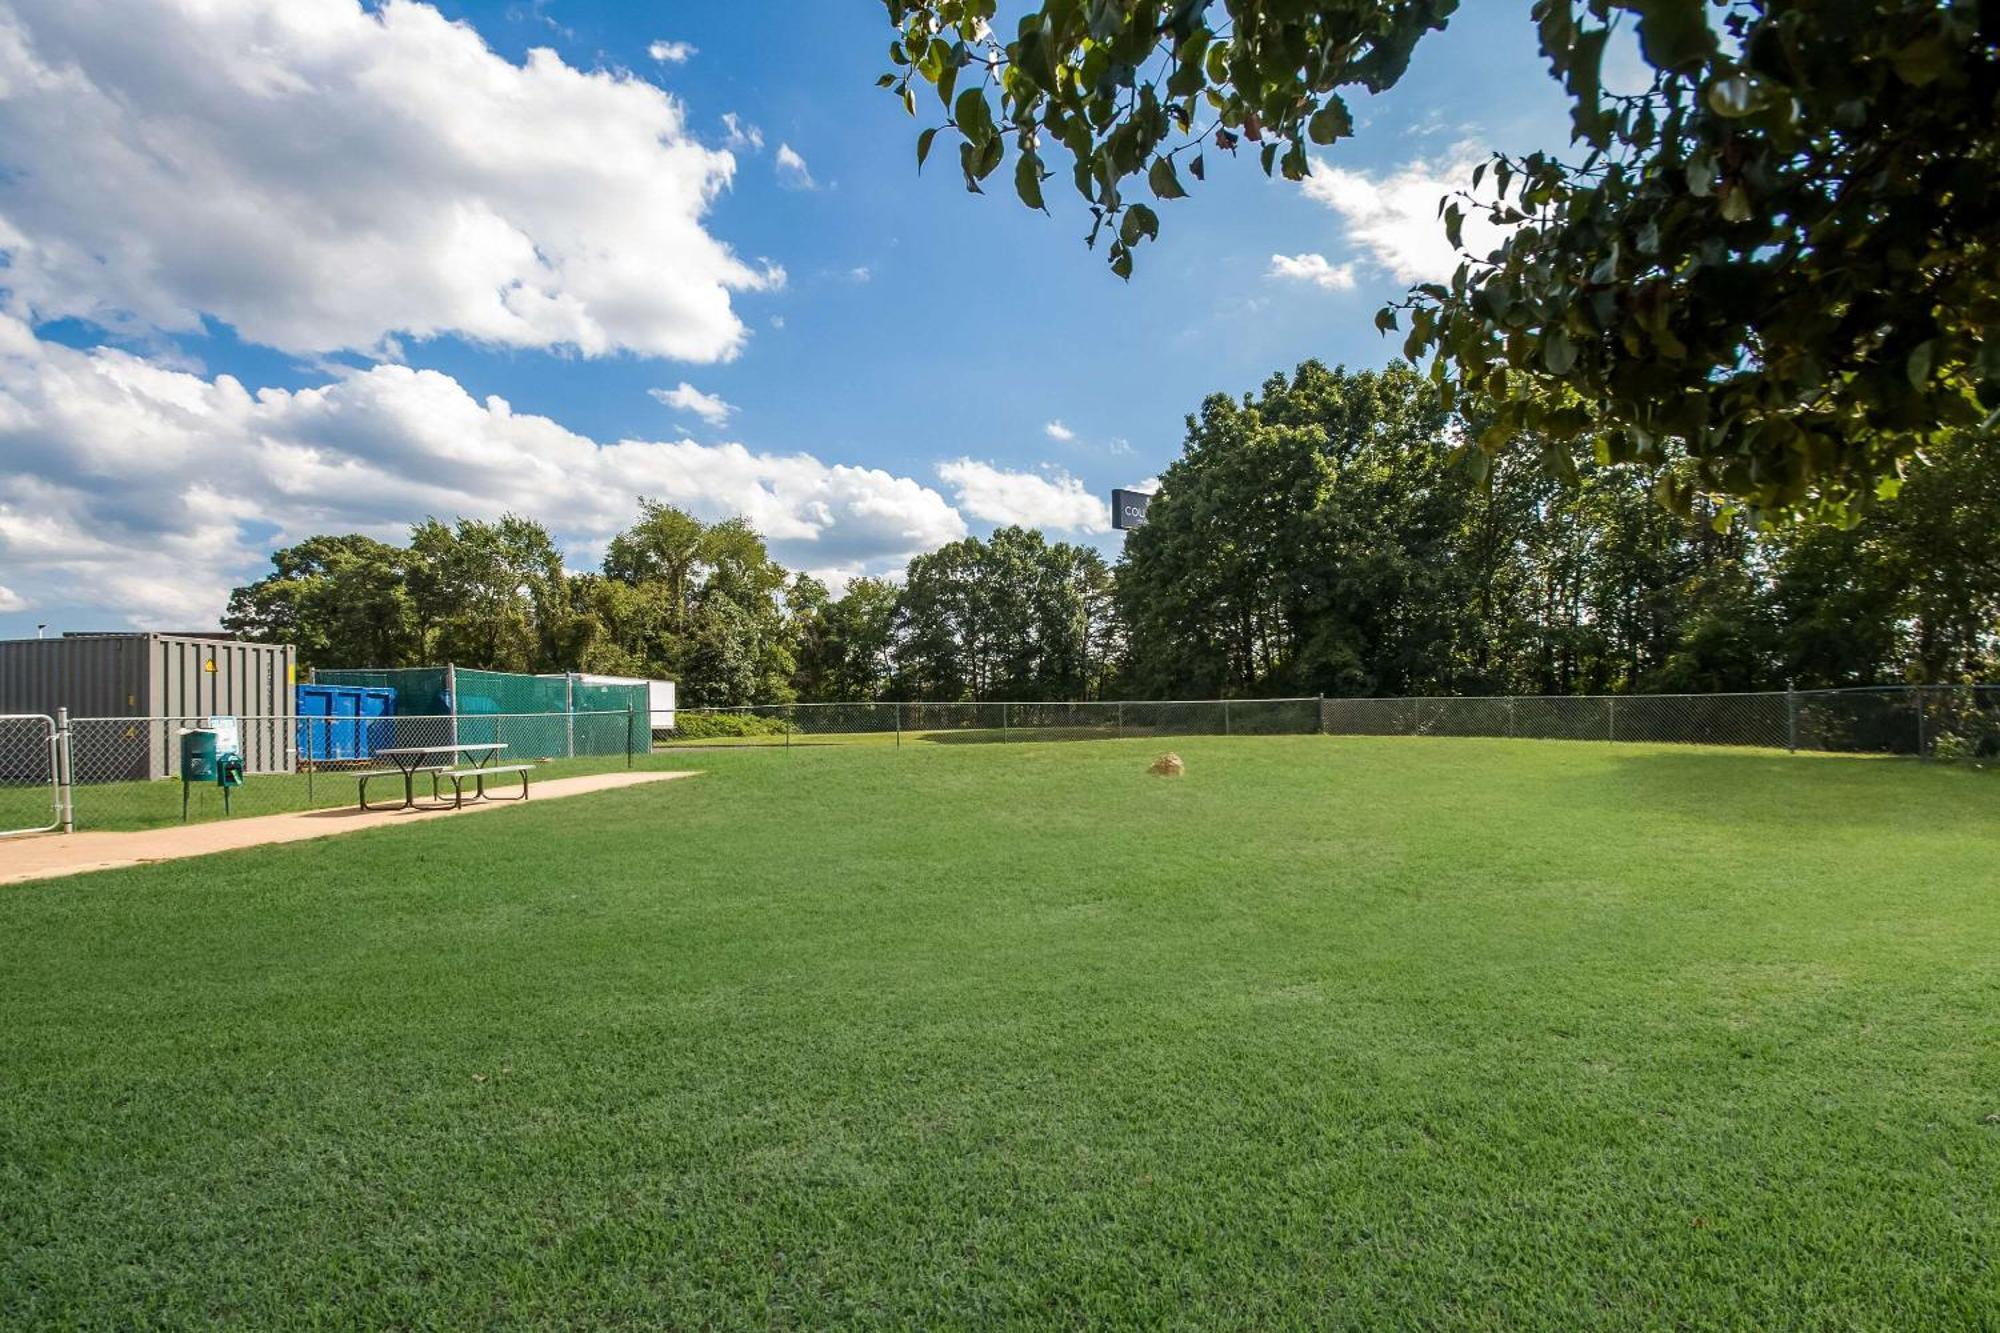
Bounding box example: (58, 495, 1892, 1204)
(1557, 744, 1992, 835)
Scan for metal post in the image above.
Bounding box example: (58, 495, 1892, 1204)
(894, 701, 902, 749)
(1786, 682, 1798, 753)
(1916, 685, 1928, 759)
(626, 705, 635, 769)
(55, 707, 74, 833)
(1507, 697, 1516, 738)
(1607, 696, 1616, 742)
(1117, 701, 1124, 739)
(1224, 698, 1232, 736)
(1003, 701, 1010, 742)
(566, 675, 576, 759)
(446, 663, 459, 752)
(785, 706, 791, 752)
(1316, 693, 1324, 735)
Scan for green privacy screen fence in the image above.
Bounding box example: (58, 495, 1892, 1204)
(314, 667, 646, 759)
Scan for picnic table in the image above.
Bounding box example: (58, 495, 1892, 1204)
(357, 742, 531, 812)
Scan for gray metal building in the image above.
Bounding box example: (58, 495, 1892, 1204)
(0, 633, 295, 779)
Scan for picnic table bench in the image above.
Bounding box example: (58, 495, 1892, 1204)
(356, 743, 532, 812)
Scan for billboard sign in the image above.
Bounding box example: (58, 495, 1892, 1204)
(1111, 488, 1152, 531)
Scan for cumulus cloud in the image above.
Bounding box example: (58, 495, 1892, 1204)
(0, 317, 966, 627)
(647, 38, 695, 63)
(1043, 420, 1076, 442)
(0, 0, 777, 361)
(649, 382, 734, 425)
(1298, 143, 1510, 283)
(936, 459, 1108, 534)
(0, 585, 25, 612)
(1267, 252, 1358, 291)
(775, 143, 815, 190)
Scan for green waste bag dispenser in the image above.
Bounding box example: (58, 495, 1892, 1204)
(180, 716, 245, 820)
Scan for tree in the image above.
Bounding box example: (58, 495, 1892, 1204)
(895, 527, 1117, 700)
(879, 0, 2000, 514)
(1118, 361, 1474, 696)
(222, 534, 416, 670)
(792, 576, 902, 701)
(405, 515, 568, 672)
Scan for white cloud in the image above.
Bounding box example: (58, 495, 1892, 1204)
(1267, 252, 1358, 291)
(649, 381, 734, 425)
(721, 113, 764, 152)
(0, 317, 966, 627)
(936, 459, 1108, 534)
(1043, 420, 1076, 442)
(0, 585, 25, 612)
(775, 143, 815, 190)
(847, 266, 872, 284)
(647, 38, 696, 63)
(0, 0, 778, 361)
(1298, 143, 1511, 283)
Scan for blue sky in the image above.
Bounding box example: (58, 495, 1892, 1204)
(0, 0, 1581, 638)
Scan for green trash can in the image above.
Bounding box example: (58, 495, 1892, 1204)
(179, 728, 218, 783)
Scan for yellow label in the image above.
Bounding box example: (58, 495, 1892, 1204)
(203, 658, 216, 673)
(287, 664, 296, 684)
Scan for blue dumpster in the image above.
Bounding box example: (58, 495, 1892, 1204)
(296, 685, 396, 762)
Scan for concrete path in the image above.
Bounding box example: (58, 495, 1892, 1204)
(0, 770, 697, 886)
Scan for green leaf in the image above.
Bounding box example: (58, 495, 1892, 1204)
(1906, 340, 1935, 389)
(1374, 307, 1399, 334)
(916, 127, 940, 171)
(1891, 35, 1952, 86)
(1014, 148, 1046, 210)
(1306, 97, 1353, 145)
(1147, 156, 1188, 199)
(954, 87, 995, 143)
(1543, 328, 1578, 375)
(1118, 202, 1159, 246)
(1632, 0, 1716, 72)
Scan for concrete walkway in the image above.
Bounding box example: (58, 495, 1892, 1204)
(0, 770, 696, 886)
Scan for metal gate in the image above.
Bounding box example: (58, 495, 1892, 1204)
(0, 713, 62, 837)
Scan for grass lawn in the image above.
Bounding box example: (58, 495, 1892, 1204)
(2, 736, 1996, 1327)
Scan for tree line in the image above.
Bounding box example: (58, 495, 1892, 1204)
(226, 362, 1998, 704)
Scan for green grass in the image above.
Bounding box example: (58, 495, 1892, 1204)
(2, 737, 1996, 1328)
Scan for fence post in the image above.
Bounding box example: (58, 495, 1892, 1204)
(1916, 685, 1928, 759)
(626, 705, 635, 769)
(1003, 701, 1010, 742)
(1224, 698, 1232, 736)
(1506, 697, 1516, 739)
(1786, 682, 1798, 753)
(895, 701, 902, 749)
(446, 663, 459, 752)
(1316, 694, 1324, 735)
(54, 707, 74, 834)
(566, 675, 576, 759)
(1607, 696, 1616, 742)
(1117, 701, 1124, 738)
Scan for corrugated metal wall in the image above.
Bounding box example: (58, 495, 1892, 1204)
(0, 635, 295, 779)
(146, 636, 295, 776)
(0, 636, 148, 717)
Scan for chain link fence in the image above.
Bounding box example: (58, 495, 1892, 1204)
(1320, 685, 1999, 757)
(662, 687, 1999, 760)
(663, 698, 1326, 747)
(0, 710, 644, 835)
(0, 714, 61, 836)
